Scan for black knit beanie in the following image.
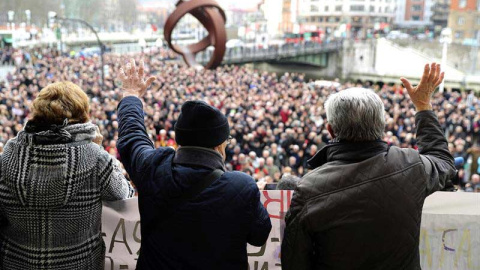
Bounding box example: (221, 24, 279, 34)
(174, 101, 230, 148)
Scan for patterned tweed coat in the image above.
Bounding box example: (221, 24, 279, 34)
(0, 122, 134, 270)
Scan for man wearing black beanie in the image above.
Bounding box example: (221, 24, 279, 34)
(174, 100, 230, 148)
(116, 59, 272, 270)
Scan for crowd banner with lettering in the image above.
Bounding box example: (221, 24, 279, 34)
(102, 191, 480, 270)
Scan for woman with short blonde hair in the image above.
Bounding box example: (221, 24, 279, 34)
(0, 81, 134, 270)
(30, 81, 90, 125)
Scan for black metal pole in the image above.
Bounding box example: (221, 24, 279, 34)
(55, 16, 105, 91)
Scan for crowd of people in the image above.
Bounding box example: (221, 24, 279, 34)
(0, 46, 479, 192)
(0, 47, 31, 66)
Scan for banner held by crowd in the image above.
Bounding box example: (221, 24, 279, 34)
(102, 191, 480, 270)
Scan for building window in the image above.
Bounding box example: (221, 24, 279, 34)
(310, 5, 319, 12)
(412, 5, 422, 11)
(352, 16, 363, 23)
(459, 0, 467, 8)
(351, 5, 365, 11)
(412, 16, 420, 21)
(335, 5, 342, 11)
(477, 17, 480, 25)
(370, 6, 375, 12)
(325, 5, 329, 12)
(455, 31, 464, 38)
(458, 16, 465, 25)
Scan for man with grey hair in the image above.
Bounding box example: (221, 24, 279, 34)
(324, 87, 386, 142)
(282, 63, 456, 269)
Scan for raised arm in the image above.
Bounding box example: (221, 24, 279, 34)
(401, 63, 456, 195)
(116, 59, 157, 186)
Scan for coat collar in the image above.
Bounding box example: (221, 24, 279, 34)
(18, 121, 97, 146)
(308, 140, 389, 169)
(174, 146, 226, 171)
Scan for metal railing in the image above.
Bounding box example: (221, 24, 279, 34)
(196, 41, 343, 65)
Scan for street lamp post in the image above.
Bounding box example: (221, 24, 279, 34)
(54, 15, 106, 91)
(471, 30, 480, 76)
(25, 10, 31, 26)
(7, 11, 15, 30)
(439, 28, 452, 93)
(138, 38, 147, 53)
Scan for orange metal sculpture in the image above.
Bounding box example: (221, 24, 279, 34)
(164, 0, 227, 69)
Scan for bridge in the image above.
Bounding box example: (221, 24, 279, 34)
(199, 38, 480, 91)
(195, 41, 343, 68)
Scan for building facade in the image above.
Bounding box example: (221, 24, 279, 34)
(297, 0, 396, 39)
(431, 0, 451, 31)
(448, 0, 480, 42)
(395, 0, 434, 29)
(280, 0, 299, 34)
(260, 0, 284, 37)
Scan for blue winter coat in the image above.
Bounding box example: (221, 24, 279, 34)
(117, 97, 272, 270)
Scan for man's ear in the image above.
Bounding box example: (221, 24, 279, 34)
(326, 123, 336, 139)
(213, 141, 227, 161)
(213, 144, 222, 153)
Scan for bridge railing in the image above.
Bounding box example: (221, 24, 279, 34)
(196, 41, 343, 65)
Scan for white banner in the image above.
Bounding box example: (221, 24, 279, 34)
(101, 191, 480, 270)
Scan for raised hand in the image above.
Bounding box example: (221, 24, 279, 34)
(400, 63, 444, 111)
(119, 59, 156, 98)
(93, 125, 103, 146)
